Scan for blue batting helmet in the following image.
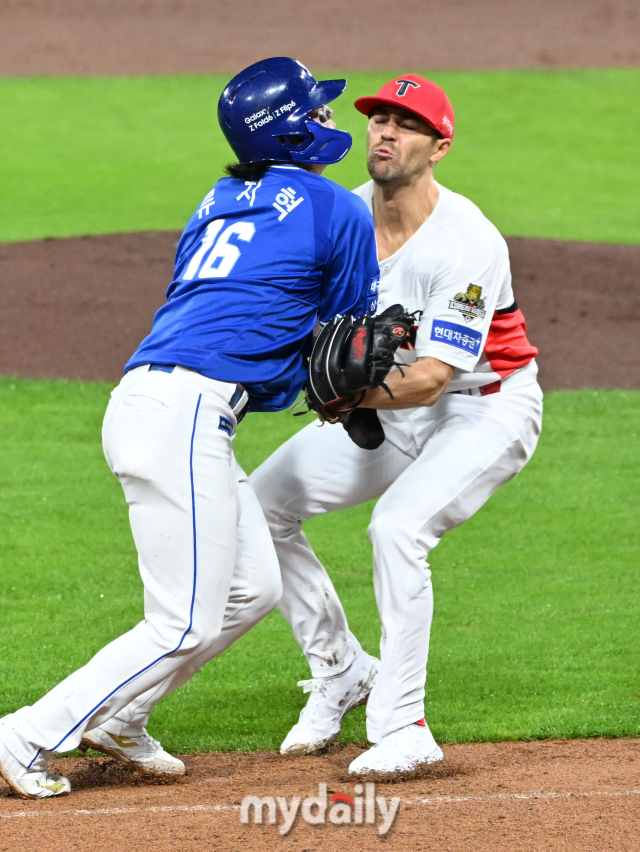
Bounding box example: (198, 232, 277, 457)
(218, 57, 352, 166)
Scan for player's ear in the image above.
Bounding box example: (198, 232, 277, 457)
(430, 138, 451, 165)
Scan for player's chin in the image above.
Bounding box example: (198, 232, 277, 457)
(367, 157, 398, 183)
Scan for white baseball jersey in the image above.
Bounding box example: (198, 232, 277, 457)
(251, 180, 543, 746)
(352, 180, 537, 393)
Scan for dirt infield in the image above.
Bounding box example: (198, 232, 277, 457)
(1, 0, 639, 77)
(0, 232, 638, 390)
(0, 739, 638, 851)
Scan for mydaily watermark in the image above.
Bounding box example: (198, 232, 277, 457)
(240, 782, 400, 836)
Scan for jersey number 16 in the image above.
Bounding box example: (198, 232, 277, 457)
(182, 219, 256, 280)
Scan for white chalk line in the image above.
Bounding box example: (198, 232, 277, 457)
(1, 788, 640, 820)
(0, 803, 239, 819)
(413, 788, 640, 805)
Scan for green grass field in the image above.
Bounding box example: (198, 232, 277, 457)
(1, 69, 639, 245)
(0, 378, 638, 752)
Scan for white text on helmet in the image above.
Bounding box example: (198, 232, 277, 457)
(245, 109, 269, 124)
(245, 100, 297, 130)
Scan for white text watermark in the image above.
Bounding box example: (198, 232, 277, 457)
(240, 782, 400, 835)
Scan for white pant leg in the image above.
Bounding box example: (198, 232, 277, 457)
(2, 367, 242, 766)
(366, 383, 543, 742)
(251, 419, 411, 678)
(107, 464, 282, 735)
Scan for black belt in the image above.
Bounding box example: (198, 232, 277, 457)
(148, 364, 249, 423)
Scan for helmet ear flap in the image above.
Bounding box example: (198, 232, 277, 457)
(289, 121, 353, 166)
(277, 133, 309, 148)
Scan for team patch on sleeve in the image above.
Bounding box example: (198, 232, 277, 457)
(430, 320, 482, 355)
(448, 284, 486, 322)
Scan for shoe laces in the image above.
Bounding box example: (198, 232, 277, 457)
(138, 730, 161, 753)
(296, 678, 333, 723)
(297, 678, 327, 696)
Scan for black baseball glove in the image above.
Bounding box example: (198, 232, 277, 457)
(303, 304, 414, 446)
(342, 407, 387, 451)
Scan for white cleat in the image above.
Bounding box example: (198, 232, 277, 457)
(0, 735, 70, 799)
(80, 726, 185, 776)
(280, 654, 379, 755)
(348, 722, 444, 778)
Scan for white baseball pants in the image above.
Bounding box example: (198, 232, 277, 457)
(2, 366, 281, 766)
(251, 365, 542, 743)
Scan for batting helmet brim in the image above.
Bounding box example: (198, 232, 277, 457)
(307, 78, 348, 111)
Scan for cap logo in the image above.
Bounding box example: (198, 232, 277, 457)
(395, 79, 420, 97)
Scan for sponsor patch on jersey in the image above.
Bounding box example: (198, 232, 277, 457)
(430, 320, 482, 355)
(218, 415, 233, 436)
(369, 276, 380, 294)
(448, 284, 486, 322)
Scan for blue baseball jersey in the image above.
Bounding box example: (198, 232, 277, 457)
(126, 165, 380, 412)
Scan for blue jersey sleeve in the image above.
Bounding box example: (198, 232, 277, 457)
(126, 169, 380, 413)
(319, 188, 380, 323)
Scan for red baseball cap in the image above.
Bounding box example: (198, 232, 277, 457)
(354, 75, 454, 139)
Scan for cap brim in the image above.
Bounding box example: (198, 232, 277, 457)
(353, 95, 448, 137)
(308, 78, 347, 110)
(356, 94, 435, 119)
(354, 95, 392, 116)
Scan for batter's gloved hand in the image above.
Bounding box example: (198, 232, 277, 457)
(303, 304, 413, 442)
